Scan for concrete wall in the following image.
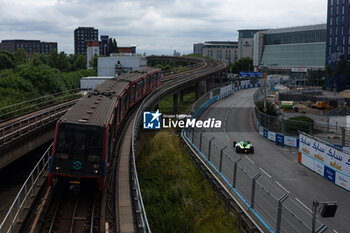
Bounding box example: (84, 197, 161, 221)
(0, 125, 55, 170)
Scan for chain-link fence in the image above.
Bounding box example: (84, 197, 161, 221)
(186, 128, 330, 233)
(183, 85, 332, 233)
(253, 88, 350, 147)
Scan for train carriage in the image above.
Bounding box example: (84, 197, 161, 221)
(48, 67, 161, 190)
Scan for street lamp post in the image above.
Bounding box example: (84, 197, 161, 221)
(264, 70, 267, 113)
(312, 200, 337, 233)
(259, 65, 268, 113)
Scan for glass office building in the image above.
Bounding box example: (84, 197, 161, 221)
(259, 24, 327, 70)
(326, 0, 350, 66)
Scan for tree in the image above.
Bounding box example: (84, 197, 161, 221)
(108, 37, 119, 54)
(230, 57, 253, 74)
(47, 50, 71, 72)
(20, 63, 65, 94)
(113, 39, 119, 53)
(0, 51, 15, 70)
(56, 52, 71, 72)
(333, 55, 347, 77)
(72, 54, 86, 70)
(89, 55, 98, 72)
(306, 69, 324, 86)
(48, 49, 58, 68)
(326, 56, 350, 91)
(13, 48, 27, 66)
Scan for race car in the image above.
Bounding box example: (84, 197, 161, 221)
(233, 140, 254, 153)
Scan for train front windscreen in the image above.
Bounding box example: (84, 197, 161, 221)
(51, 123, 105, 177)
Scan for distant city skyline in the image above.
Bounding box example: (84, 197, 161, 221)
(0, 0, 327, 55)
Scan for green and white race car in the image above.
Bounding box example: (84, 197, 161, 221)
(233, 140, 254, 153)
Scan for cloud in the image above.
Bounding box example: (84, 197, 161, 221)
(0, 0, 327, 55)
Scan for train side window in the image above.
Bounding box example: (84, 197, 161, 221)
(88, 155, 100, 162)
(56, 153, 68, 159)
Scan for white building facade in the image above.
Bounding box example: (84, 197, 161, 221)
(202, 41, 238, 65)
(98, 54, 147, 76)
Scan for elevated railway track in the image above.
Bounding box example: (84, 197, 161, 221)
(0, 57, 227, 233)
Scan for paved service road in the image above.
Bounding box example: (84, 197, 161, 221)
(192, 88, 349, 233)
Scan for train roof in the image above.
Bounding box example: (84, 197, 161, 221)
(117, 67, 161, 82)
(60, 67, 160, 127)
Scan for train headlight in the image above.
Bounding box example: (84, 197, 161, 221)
(94, 169, 99, 174)
(55, 166, 61, 170)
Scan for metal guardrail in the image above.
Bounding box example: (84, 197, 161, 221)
(160, 62, 205, 77)
(131, 96, 153, 233)
(183, 84, 330, 233)
(0, 143, 52, 233)
(0, 57, 218, 233)
(0, 89, 81, 121)
(130, 58, 218, 232)
(0, 101, 76, 147)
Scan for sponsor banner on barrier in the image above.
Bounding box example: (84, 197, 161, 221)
(268, 131, 276, 141)
(301, 152, 314, 170)
(220, 85, 234, 96)
(336, 173, 350, 191)
(263, 129, 268, 138)
(276, 133, 284, 144)
(343, 147, 350, 154)
(324, 166, 336, 183)
(299, 134, 350, 175)
(315, 160, 324, 176)
(284, 135, 298, 147)
(259, 125, 263, 136)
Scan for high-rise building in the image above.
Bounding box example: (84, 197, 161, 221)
(74, 27, 98, 55)
(100, 35, 109, 56)
(326, 0, 350, 66)
(238, 29, 262, 59)
(0, 39, 57, 56)
(193, 43, 204, 55)
(253, 24, 326, 85)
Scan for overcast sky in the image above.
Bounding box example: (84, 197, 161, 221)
(0, 0, 327, 55)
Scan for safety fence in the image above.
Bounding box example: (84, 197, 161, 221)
(253, 88, 350, 150)
(183, 84, 330, 233)
(0, 143, 52, 233)
(0, 88, 81, 121)
(0, 101, 76, 148)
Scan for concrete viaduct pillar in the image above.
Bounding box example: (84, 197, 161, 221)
(173, 93, 178, 113)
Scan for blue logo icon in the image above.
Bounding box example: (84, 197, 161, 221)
(73, 161, 82, 170)
(143, 110, 162, 129)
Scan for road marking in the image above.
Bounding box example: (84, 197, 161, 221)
(333, 230, 338, 233)
(244, 155, 255, 164)
(225, 134, 231, 142)
(295, 198, 312, 213)
(259, 167, 272, 178)
(275, 181, 290, 193)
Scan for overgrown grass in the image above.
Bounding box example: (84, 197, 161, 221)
(159, 92, 196, 114)
(137, 131, 238, 233)
(286, 115, 314, 134)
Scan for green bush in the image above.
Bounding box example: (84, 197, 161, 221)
(285, 116, 314, 134)
(0, 50, 96, 117)
(137, 131, 238, 233)
(256, 100, 278, 116)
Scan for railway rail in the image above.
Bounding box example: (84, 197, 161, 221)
(0, 99, 78, 148)
(0, 57, 226, 233)
(0, 58, 203, 152)
(43, 182, 98, 233)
